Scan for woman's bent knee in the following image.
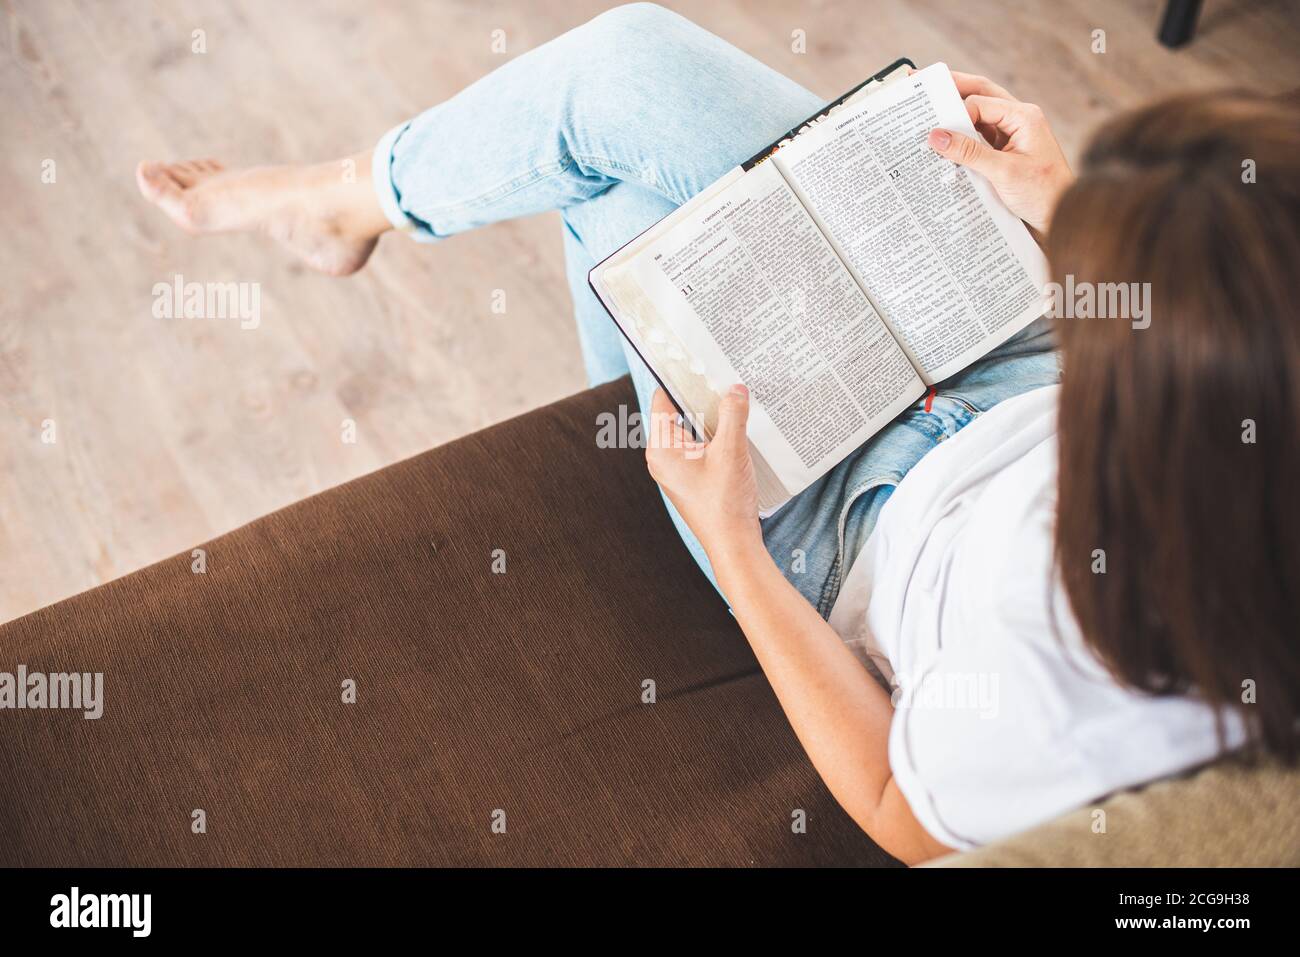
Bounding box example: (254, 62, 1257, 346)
(568, 3, 712, 69)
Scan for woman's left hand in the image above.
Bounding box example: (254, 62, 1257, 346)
(648, 383, 948, 863)
(926, 70, 1073, 237)
(645, 385, 764, 564)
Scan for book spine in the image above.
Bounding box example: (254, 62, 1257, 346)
(740, 57, 915, 171)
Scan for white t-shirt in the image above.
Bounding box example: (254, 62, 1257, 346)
(828, 385, 1242, 850)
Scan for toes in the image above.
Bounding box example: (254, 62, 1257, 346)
(136, 161, 181, 201)
(136, 157, 223, 201)
(170, 161, 203, 185)
(167, 158, 225, 183)
(136, 160, 203, 232)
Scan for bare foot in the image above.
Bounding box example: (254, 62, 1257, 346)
(136, 156, 388, 276)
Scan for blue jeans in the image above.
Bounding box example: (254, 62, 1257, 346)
(371, 3, 1060, 616)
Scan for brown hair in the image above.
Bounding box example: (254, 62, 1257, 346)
(1049, 91, 1300, 762)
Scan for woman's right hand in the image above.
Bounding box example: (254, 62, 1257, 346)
(926, 71, 1074, 238)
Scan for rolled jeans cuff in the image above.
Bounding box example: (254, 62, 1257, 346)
(371, 121, 439, 243)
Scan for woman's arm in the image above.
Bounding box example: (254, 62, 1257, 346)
(642, 75, 1074, 862)
(644, 388, 952, 864)
(713, 536, 954, 864)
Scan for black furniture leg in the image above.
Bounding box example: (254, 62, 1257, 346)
(1158, 0, 1204, 48)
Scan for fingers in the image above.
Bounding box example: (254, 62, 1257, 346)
(963, 94, 1042, 137)
(649, 386, 677, 419)
(945, 72, 1017, 149)
(710, 384, 750, 458)
(646, 390, 687, 484)
(645, 384, 749, 471)
(974, 122, 1008, 151)
(648, 388, 690, 448)
(949, 70, 1017, 102)
(927, 127, 1005, 178)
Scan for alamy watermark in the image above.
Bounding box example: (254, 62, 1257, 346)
(596, 403, 707, 459)
(50, 887, 150, 937)
(0, 666, 103, 719)
(152, 273, 260, 330)
(1047, 274, 1151, 330)
(890, 669, 999, 719)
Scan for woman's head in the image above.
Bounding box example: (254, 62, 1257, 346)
(1049, 90, 1300, 760)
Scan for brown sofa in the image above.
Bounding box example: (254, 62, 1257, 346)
(1, 377, 1295, 867)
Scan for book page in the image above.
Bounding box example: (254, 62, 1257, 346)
(604, 160, 923, 498)
(596, 251, 794, 514)
(593, 169, 796, 512)
(773, 62, 1049, 384)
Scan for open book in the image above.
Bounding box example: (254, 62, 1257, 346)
(588, 61, 1049, 514)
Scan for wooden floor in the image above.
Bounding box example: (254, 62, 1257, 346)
(3, 0, 1299, 623)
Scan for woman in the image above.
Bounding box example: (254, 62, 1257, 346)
(136, 5, 1298, 863)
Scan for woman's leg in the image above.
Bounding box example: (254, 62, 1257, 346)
(137, 5, 821, 370)
(372, 4, 820, 237)
(135, 3, 826, 596)
(374, 4, 823, 591)
(372, 3, 822, 386)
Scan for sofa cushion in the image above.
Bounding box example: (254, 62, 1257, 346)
(0, 376, 896, 867)
(929, 757, 1299, 867)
